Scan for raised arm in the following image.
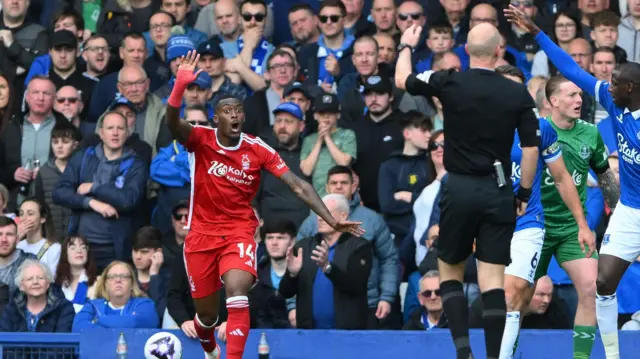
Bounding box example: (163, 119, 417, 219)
(395, 24, 421, 91)
(278, 170, 365, 237)
(166, 51, 202, 145)
(504, 5, 597, 96)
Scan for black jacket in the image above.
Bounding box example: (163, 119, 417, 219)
(249, 259, 290, 329)
(256, 132, 310, 228)
(348, 110, 405, 211)
(279, 233, 372, 329)
(242, 89, 270, 136)
(0, 285, 75, 333)
(402, 307, 446, 330)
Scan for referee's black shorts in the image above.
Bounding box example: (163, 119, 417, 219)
(438, 173, 516, 266)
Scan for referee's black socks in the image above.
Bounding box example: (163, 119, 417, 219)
(440, 280, 473, 359)
(482, 288, 507, 359)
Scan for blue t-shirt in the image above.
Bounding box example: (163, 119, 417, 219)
(270, 267, 283, 290)
(511, 118, 562, 231)
(597, 116, 617, 155)
(311, 245, 336, 329)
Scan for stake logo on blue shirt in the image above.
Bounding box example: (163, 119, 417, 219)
(511, 118, 562, 231)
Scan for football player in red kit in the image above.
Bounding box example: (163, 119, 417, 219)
(166, 51, 365, 359)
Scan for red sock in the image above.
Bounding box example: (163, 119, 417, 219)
(194, 314, 218, 353)
(226, 296, 250, 359)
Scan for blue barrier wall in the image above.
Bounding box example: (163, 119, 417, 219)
(2, 329, 640, 358)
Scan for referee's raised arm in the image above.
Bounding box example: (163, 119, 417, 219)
(394, 24, 421, 91)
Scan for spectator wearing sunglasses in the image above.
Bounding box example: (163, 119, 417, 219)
(404, 270, 444, 330)
(150, 106, 211, 235)
(80, 96, 153, 167)
(53, 86, 84, 131)
(162, 200, 190, 269)
(298, 0, 356, 94)
(396, 1, 426, 34)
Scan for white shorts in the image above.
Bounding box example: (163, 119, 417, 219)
(505, 227, 545, 284)
(601, 202, 640, 263)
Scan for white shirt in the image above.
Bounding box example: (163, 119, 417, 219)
(412, 180, 442, 266)
(17, 238, 61, 277)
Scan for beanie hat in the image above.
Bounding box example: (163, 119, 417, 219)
(166, 35, 195, 64)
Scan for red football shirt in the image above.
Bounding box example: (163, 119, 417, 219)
(184, 127, 289, 249)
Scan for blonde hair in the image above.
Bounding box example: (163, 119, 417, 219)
(93, 261, 147, 301)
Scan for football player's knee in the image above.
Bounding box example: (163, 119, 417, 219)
(596, 271, 615, 295)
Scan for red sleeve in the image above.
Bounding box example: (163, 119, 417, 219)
(257, 138, 289, 177)
(184, 126, 210, 153)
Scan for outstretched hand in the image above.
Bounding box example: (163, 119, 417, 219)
(175, 50, 203, 85)
(504, 5, 541, 35)
(332, 220, 366, 237)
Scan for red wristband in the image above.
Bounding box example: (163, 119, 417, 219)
(167, 81, 188, 108)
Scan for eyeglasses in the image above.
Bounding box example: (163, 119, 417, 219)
(106, 273, 132, 281)
(269, 63, 294, 71)
(430, 141, 444, 151)
(56, 97, 79, 104)
(319, 15, 341, 24)
(188, 121, 209, 126)
(173, 213, 188, 221)
(421, 289, 441, 298)
(150, 23, 172, 31)
(84, 46, 109, 53)
(398, 13, 422, 21)
(241, 13, 265, 22)
(119, 79, 147, 89)
(511, 1, 534, 8)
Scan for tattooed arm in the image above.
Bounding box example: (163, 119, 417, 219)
(278, 171, 364, 236)
(597, 169, 620, 210)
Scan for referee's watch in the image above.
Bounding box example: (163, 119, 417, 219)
(397, 43, 414, 53)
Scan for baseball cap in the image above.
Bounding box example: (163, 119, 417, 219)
(197, 39, 224, 59)
(172, 200, 189, 216)
(50, 30, 77, 49)
(283, 82, 311, 99)
(189, 71, 212, 90)
(362, 75, 393, 95)
(313, 92, 340, 113)
(273, 102, 304, 121)
(166, 35, 196, 64)
(108, 95, 137, 113)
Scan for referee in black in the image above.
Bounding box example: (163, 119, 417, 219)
(396, 23, 540, 359)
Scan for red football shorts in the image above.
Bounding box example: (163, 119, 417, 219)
(183, 232, 258, 299)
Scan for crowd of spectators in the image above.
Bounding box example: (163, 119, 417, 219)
(0, 0, 639, 343)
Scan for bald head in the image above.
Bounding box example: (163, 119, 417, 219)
(470, 3, 498, 29)
(118, 64, 146, 82)
(466, 22, 501, 59)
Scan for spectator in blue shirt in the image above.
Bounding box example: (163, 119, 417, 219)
(403, 270, 444, 330)
(0, 259, 75, 332)
(72, 260, 159, 331)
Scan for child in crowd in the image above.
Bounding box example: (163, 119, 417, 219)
(34, 120, 80, 237)
(132, 226, 167, 320)
(416, 23, 455, 72)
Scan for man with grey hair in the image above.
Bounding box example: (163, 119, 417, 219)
(404, 270, 444, 330)
(95, 64, 167, 155)
(396, 22, 540, 359)
(280, 193, 373, 329)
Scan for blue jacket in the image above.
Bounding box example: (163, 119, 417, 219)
(52, 145, 148, 261)
(0, 285, 75, 332)
(297, 193, 398, 307)
(72, 297, 159, 332)
(150, 141, 190, 234)
(143, 26, 207, 58)
(378, 151, 430, 240)
(24, 54, 51, 85)
(87, 72, 118, 123)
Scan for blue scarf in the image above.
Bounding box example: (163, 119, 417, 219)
(317, 33, 355, 86)
(237, 35, 270, 75)
(73, 282, 89, 307)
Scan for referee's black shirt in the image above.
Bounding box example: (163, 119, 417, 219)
(405, 68, 540, 178)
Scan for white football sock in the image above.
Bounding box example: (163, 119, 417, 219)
(499, 311, 521, 359)
(596, 293, 620, 359)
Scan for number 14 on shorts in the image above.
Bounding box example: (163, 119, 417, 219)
(237, 243, 255, 268)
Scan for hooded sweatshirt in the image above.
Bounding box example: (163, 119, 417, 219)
(378, 150, 430, 241)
